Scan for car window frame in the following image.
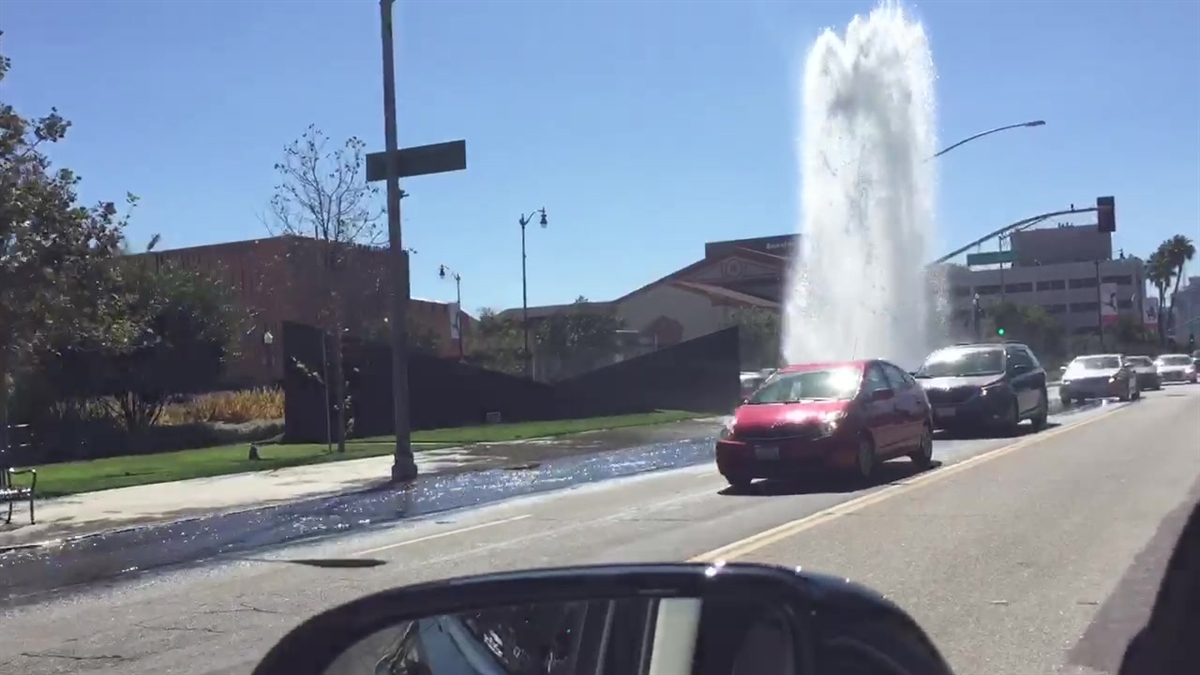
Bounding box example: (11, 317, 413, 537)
(1005, 346, 1036, 372)
(863, 363, 891, 394)
(880, 362, 913, 391)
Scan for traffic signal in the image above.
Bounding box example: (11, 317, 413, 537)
(997, 328, 1006, 337)
(1097, 196, 1116, 233)
(1190, 333, 1196, 350)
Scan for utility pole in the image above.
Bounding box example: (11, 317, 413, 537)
(370, 0, 467, 482)
(1095, 260, 1107, 350)
(379, 0, 416, 482)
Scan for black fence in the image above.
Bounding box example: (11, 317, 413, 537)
(282, 322, 741, 443)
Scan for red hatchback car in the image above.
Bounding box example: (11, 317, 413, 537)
(715, 359, 934, 488)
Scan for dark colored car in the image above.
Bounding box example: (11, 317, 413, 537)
(913, 342, 1049, 434)
(715, 359, 934, 488)
(1124, 355, 1162, 391)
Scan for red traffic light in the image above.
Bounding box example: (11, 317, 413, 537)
(1097, 196, 1116, 233)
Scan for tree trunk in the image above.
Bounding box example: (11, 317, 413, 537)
(320, 330, 332, 454)
(332, 324, 346, 454)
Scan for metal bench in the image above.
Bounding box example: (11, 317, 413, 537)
(2, 423, 37, 524)
(1, 465, 37, 525)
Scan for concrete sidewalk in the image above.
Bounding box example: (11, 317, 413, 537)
(0, 417, 725, 550)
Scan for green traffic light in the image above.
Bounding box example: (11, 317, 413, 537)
(997, 328, 1006, 336)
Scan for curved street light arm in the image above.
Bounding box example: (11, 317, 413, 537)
(933, 120, 1046, 159)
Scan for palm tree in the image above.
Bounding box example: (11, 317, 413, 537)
(1145, 250, 1176, 344)
(1163, 235, 1196, 332)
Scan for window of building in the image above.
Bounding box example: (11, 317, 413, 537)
(1036, 279, 1067, 291)
(1069, 277, 1098, 289)
(1004, 282, 1033, 294)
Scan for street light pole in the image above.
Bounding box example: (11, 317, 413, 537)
(519, 208, 549, 379)
(380, 0, 417, 482)
(933, 120, 1046, 159)
(439, 264, 464, 360)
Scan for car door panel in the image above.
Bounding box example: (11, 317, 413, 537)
(861, 364, 897, 452)
(1006, 348, 1040, 414)
(881, 362, 923, 451)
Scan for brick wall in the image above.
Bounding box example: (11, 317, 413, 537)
(137, 235, 470, 386)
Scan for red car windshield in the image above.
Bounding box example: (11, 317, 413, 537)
(745, 368, 862, 404)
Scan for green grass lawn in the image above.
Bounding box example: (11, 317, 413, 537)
(26, 410, 707, 498)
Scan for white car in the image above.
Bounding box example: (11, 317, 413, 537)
(1059, 354, 1140, 405)
(1154, 354, 1198, 384)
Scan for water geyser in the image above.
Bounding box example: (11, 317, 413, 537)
(782, 2, 939, 369)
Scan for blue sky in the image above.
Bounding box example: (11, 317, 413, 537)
(6, 0, 1198, 315)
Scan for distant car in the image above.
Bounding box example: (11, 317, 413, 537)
(912, 342, 1049, 434)
(1058, 354, 1140, 405)
(1124, 355, 1162, 391)
(716, 359, 933, 487)
(1154, 354, 1198, 384)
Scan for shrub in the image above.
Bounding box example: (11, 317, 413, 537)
(161, 388, 284, 425)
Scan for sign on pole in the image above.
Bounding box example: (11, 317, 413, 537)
(965, 250, 1018, 267)
(366, 140, 467, 182)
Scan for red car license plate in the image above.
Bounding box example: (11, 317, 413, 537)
(755, 445, 780, 460)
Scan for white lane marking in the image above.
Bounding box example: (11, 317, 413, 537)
(350, 514, 532, 557)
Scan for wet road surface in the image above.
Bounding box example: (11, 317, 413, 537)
(0, 396, 1083, 603)
(2, 387, 1193, 674)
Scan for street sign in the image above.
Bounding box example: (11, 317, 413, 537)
(366, 139, 467, 182)
(965, 250, 1018, 266)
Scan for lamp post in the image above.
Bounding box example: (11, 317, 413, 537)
(438, 264, 464, 360)
(933, 120, 1046, 159)
(519, 208, 548, 378)
(262, 329, 275, 382)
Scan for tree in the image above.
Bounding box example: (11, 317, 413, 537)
(44, 258, 241, 432)
(266, 126, 383, 452)
(1162, 234, 1196, 330)
(722, 306, 781, 370)
(0, 33, 130, 453)
(534, 297, 623, 377)
(1111, 314, 1154, 349)
(1146, 249, 1176, 344)
(987, 301, 1065, 357)
(466, 308, 525, 375)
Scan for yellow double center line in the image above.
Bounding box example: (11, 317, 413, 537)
(689, 403, 1132, 563)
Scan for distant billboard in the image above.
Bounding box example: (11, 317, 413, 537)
(1143, 297, 1160, 327)
(1100, 283, 1119, 326)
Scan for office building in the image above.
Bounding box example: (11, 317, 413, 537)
(939, 225, 1146, 335)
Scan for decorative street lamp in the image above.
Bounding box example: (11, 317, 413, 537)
(438, 264, 464, 360)
(518, 208, 549, 378)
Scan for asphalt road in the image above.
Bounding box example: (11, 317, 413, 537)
(1, 386, 1197, 675)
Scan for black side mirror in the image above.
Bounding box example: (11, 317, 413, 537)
(250, 563, 955, 675)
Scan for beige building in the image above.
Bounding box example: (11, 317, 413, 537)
(502, 236, 788, 352)
(939, 225, 1147, 335)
